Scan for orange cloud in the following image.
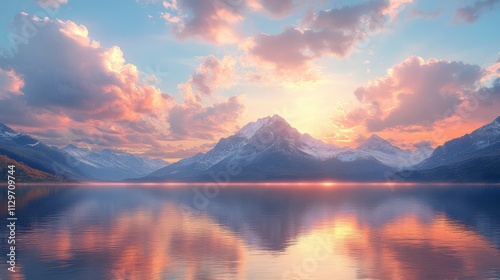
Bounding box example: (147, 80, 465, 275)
(333, 55, 500, 148)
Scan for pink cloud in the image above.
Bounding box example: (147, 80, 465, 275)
(0, 14, 170, 124)
(0, 13, 246, 159)
(248, 0, 413, 71)
(0, 68, 24, 98)
(167, 54, 245, 140)
(334, 56, 500, 148)
(168, 96, 246, 140)
(258, 0, 297, 18)
(161, 0, 245, 43)
(187, 55, 236, 99)
(160, 0, 302, 43)
(350, 56, 483, 131)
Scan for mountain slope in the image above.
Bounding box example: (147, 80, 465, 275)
(144, 115, 394, 182)
(396, 117, 500, 182)
(398, 151, 500, 183)
(417, 116, 500, 170)
(61, 145, 168, 181)
(0, 154, 73, 182)
(0, 123, 87, 179)
(335, 135, 432, 169)
(0, 122, 168, 181)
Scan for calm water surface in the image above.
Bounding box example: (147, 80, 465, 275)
(1, 184, 500, 280)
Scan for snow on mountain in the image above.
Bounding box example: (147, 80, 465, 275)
(236, 116, 273, 139)
(145, 115, 397, 182)
(229, 115, 344, 162)
(0, 123, 19, 138)
(468, 116, 500, 149)
(0, 123, 88, 179)
(0, 124, 48, 148)
(28, 141, 40, 147)
(219, 115, 421, 167)
(328, 135, 432, 169)
(235, 115, 343, 160)
(298, 133, 344, 160)
(358, 135, 402, 155)
(0, 123, 29, 143)
(352, 135, 431, 168)
(149, 115, 433, 181)
(61, 145, 168, 180)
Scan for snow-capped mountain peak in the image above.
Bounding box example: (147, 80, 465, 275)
(469, 117, 500, 149)
(358, 135, 401, 154)
(0, 122, 20, 138)
(350, 134, 430, 168)
(236, 114, 288, 139)
(0, 123, 16, 134)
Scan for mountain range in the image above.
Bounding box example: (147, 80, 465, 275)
(1, 115, 499, 183)
(0, 123, 168, 181)
(394, 116, 500, 182)
(143, 115, 432, 182)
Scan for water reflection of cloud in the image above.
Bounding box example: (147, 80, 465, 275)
(21, 204, 247, 280)
(5, 185, 500, 279)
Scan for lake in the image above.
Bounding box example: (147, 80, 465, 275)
(1, 184, 500, 280)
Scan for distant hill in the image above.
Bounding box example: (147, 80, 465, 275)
(61, 145, 168, 181)
(0, 154, 73, 183)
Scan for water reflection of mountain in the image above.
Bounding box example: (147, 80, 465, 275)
(167, 185, 500, 252)
(4, 185, 500, 280)
(10, 185, 500, 252)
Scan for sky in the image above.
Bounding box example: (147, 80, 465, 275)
(0, 0, 499, 162)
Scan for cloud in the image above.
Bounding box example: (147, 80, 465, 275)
(167, 96, 246, 140)
(482, 59, 500, 82)
(409, 7, 441, 20)
(161, 0, 245, 43)
(0, 68, 24, 99)
(35, 0, 68, 8)
(186, 55, 236, 99)
(349, 56, 482, 132)
(333, 56, 500, 149)
(0, 13, 245, 159)
(258, 0, 297, 18)
(453, 0, 500, 24)
(247, 0, 412, 71)
(0, 14, 170, 124)
(160, 0, 303, 43)
(167, 54, 245, 140)
(413, 140, 434, 149)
